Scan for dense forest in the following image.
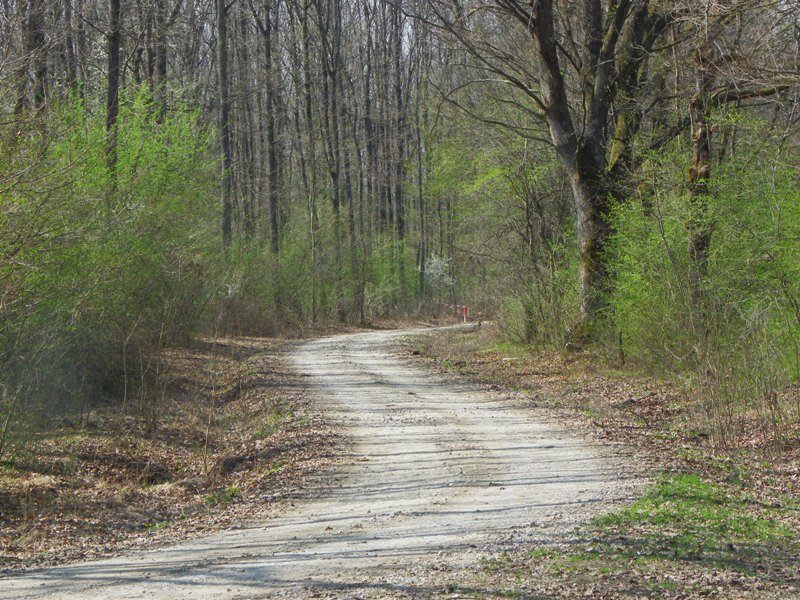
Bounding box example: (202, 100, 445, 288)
(1, 0, 799, 449)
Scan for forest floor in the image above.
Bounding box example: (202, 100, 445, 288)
(0, 323, 797, 599)
(1, 324, 639, 598)
(0, 331, 345, 571)
(407, 325, 800, 598)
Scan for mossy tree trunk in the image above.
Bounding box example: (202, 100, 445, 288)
(429, 0, 671, 337)
(530, 0, 660, 337)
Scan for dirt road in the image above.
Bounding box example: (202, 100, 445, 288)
(1, 327, 641, 599)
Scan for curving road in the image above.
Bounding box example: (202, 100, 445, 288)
(0, 327, 640, 599)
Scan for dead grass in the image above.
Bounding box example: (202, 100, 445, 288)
(0, 337, 339, 572)
(407, 325, 800, 599)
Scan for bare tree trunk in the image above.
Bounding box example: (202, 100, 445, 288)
(415, 73, 426, 307)
(350, 77, 368, 324)
(106, 0, 122, 181)
(75, 0, 87, 98)
(64, 0, 78, 94)
(338, 73, 358, 313)
(154, 0, 170, 118)
(391, 0, 406, 298)
(264, 1, 281, 253)
(217, 0, 233, 249)
(297, 0, 320, 320)
(235, 5, 256, 238)
(362, 0, 376, 237)
(687, 59, 713, 301)
(15, 0, 48, 115)
(317, 0, 345, 319)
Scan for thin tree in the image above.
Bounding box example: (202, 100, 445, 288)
(251, 0, 282, 253)
(107, 0, 122, 183)
(217, 0, 233, 249)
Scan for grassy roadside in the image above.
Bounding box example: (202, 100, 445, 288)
(0, 336, 339, 571)
(407, 326, 800, 599)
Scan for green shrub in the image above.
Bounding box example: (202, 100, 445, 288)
(0, 90, 219, 447)
(608, 133, 800, 444)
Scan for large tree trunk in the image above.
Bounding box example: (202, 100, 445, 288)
(525, 0, 660, 336)
(571, 169, 613, 329)
(531, 0, 611, 333)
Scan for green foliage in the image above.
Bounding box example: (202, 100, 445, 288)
(264, 457, 286, 476)
(424, 120, 579, 330)
(591, 473, 797, 568)
(0, 90, 219, 449)
(710, 150, 800, 377)
(485, 474, 800, 597)
(607, 131, 800, 442)
(611, 138, 800, 370)
(361, 236, 416, 317)
(214, 189, 426, 329)
(253, 410, 291, 439)
(215, 243, 280, 334)
(496, 248, 579, 346)
(607, 161, 696, 370)
(204, 485, 240, 506)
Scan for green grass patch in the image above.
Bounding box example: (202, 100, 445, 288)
(144, 520, 168, 531)
(586, 473, 798, 572)
(204, 485, 240, 506)
(0, 459, 18, 474)
(490, 474, 800, 597)
(264, 457, 286, 475)
(253, 411, 292, 439)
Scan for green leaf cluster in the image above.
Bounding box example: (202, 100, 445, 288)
(0, 91, 219, 440)
(609, 139, 800, 381)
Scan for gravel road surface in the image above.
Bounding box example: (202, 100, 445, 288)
(0, 327, 641, 599)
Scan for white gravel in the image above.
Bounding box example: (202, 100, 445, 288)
(0, 327, 643, 599)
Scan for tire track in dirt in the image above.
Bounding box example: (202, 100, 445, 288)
(0, 327, 641, 599)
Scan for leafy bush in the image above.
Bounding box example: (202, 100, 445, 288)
(0, 91, 219, 450)
(608, 134, 800, 444)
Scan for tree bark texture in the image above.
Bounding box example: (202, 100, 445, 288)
(106, 0, 122, 178)
(687, 61, 713, 299)
(217, 0, 233, 249)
